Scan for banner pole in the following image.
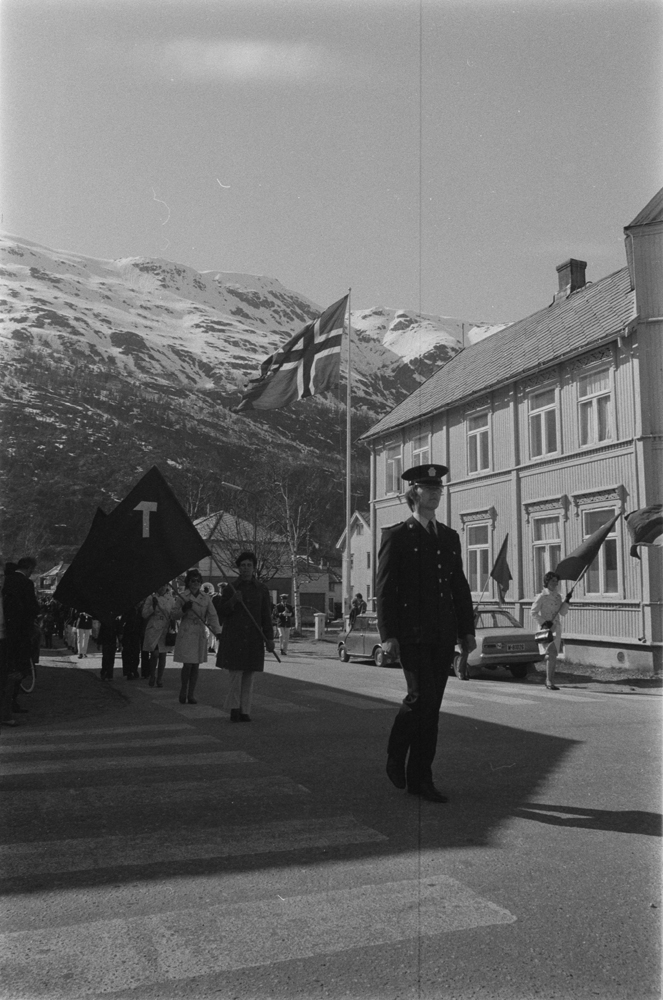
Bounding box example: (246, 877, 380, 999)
(344, 289, 352, 621)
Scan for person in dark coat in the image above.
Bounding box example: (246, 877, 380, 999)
(98, 616, 120, 682)
(2, 557, 39, 720)
(376, 465, 476, 803)
(119, 603, 143, 680)
(215, 551, 275, 722)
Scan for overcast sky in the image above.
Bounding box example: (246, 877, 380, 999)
(2, 0, 661, 323)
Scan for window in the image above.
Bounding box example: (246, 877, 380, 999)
(467, 524, 490, 593)
(529, 388, 558, 458)
(532, 516, 561, 592)
(467, 412, 490, 473)
(354, 521, 363, 536)
(412, 432, 430, 467)
(385, 444, 402, 494)
(578, 369, 612, 446)
(366, 552, 371, 569)
(583, 508, 618, 594)
(366, 583, 371, 600)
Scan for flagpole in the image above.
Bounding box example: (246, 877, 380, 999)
(344, 289, 352, 621)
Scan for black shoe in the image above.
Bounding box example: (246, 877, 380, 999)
(280, 651, 287, 656)
(179, 694, 186, 704)
(187, 697, 197, 705)
(386, 757, 406, 789)
(148, 677, 155, 687)
(77, 654, 83, 659)
(408, 783, 448, 803)
(239, 713, 251, 722)
(230, 709, 240, 722)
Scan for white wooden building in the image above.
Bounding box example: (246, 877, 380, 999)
(361, 190, 663, 672)
(336, 511, 373, 606)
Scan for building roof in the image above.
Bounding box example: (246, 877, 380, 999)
(361, 265, 634, 442)
(626, 187, 663, 228)
(335, 510, 371, 548)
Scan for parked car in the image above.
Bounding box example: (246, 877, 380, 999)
(455, 608, 543, 679)
(338, 615, 386, 666)
(297, 605, 334, 627)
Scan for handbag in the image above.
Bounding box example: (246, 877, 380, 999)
(534, 627, 554, 645)
(165, 628, 177, 647)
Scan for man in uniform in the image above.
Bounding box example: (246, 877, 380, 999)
(274, 594, 294, 655)
(376, 464, 475, 803)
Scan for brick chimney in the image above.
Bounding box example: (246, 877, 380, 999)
(555, 258, 587, 301)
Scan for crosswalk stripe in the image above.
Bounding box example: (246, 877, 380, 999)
(0, 750, 256, 776)
(0, 723, 195, 741)
(454, 686, 597, 705)
(251, 694, 317, 713)
(1, 776, 310, 830)
(0, 873, 515, 997)
(0, 733, 220, 755)
(1, 815, 385, 876)
(299, 690, 392, 710)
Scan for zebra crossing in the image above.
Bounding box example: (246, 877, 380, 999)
(0, 696, 517, 997)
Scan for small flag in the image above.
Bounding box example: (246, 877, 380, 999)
(554, 513, 620, 580)
(235, 295, 348, 412)
(490, 534, 512, 603)
(625, 505, 663, 559)
(54, 467, 211, 618)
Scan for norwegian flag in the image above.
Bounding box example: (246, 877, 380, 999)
(235, 295, 348, 412)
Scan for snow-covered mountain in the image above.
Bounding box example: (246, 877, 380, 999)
(0, 233, 502, 555)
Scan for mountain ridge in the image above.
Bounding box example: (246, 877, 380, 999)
(0, 233, 503, 560)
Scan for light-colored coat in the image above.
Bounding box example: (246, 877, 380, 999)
(173, 589, 221, 664)
(141, 592, 178, 653)
(531, 589, 569, 652)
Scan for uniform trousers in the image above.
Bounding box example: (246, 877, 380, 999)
(277, 626, 290, 653)
(387, 642, 453, 789)
(225, 670, 256, 714)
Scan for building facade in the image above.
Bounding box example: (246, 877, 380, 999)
(336, 511, 373, 606)
(361, 191, 663, 672)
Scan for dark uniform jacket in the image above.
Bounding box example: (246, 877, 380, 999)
(376, 516, 475, 647)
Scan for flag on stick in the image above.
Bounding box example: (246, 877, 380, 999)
(54, 467, 211, 619)
(554, 513, 620, 580)
(625, 504, 663, 559)
(235, 295, 348, 412)
(490, 534, 512, 603)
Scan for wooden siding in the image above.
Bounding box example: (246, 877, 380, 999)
(369, 337, 661, 658)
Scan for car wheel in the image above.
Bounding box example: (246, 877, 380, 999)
(373, 646, 385, 667)
(509, 663, 529, 679)
(338, 643, 350, 663)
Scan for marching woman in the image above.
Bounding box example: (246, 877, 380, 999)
(173, 569, 221, 705)
(531, 571, 571, 691)
(215, 551, 275, 722)
(141, 584, 177, 688)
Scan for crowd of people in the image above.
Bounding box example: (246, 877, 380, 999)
(0, 549, 283, 727)
(3, 520, 568, 787)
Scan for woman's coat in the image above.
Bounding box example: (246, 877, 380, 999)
(531, 589, 569, 653)
(141, 592, 178, 654)
(172, 590, 220, 664)
(215, 577, 274, 672)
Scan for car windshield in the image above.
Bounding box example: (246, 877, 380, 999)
(474, 610, 522, 629)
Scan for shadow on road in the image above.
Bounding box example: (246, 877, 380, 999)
(0, 669, 593, 894)
(512, 803, 662, 836)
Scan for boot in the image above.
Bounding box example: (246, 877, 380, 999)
(187, 663, 199, 704)
(179, 664, 191, 704)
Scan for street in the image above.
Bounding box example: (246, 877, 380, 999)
(0, 641, 660, 1000)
